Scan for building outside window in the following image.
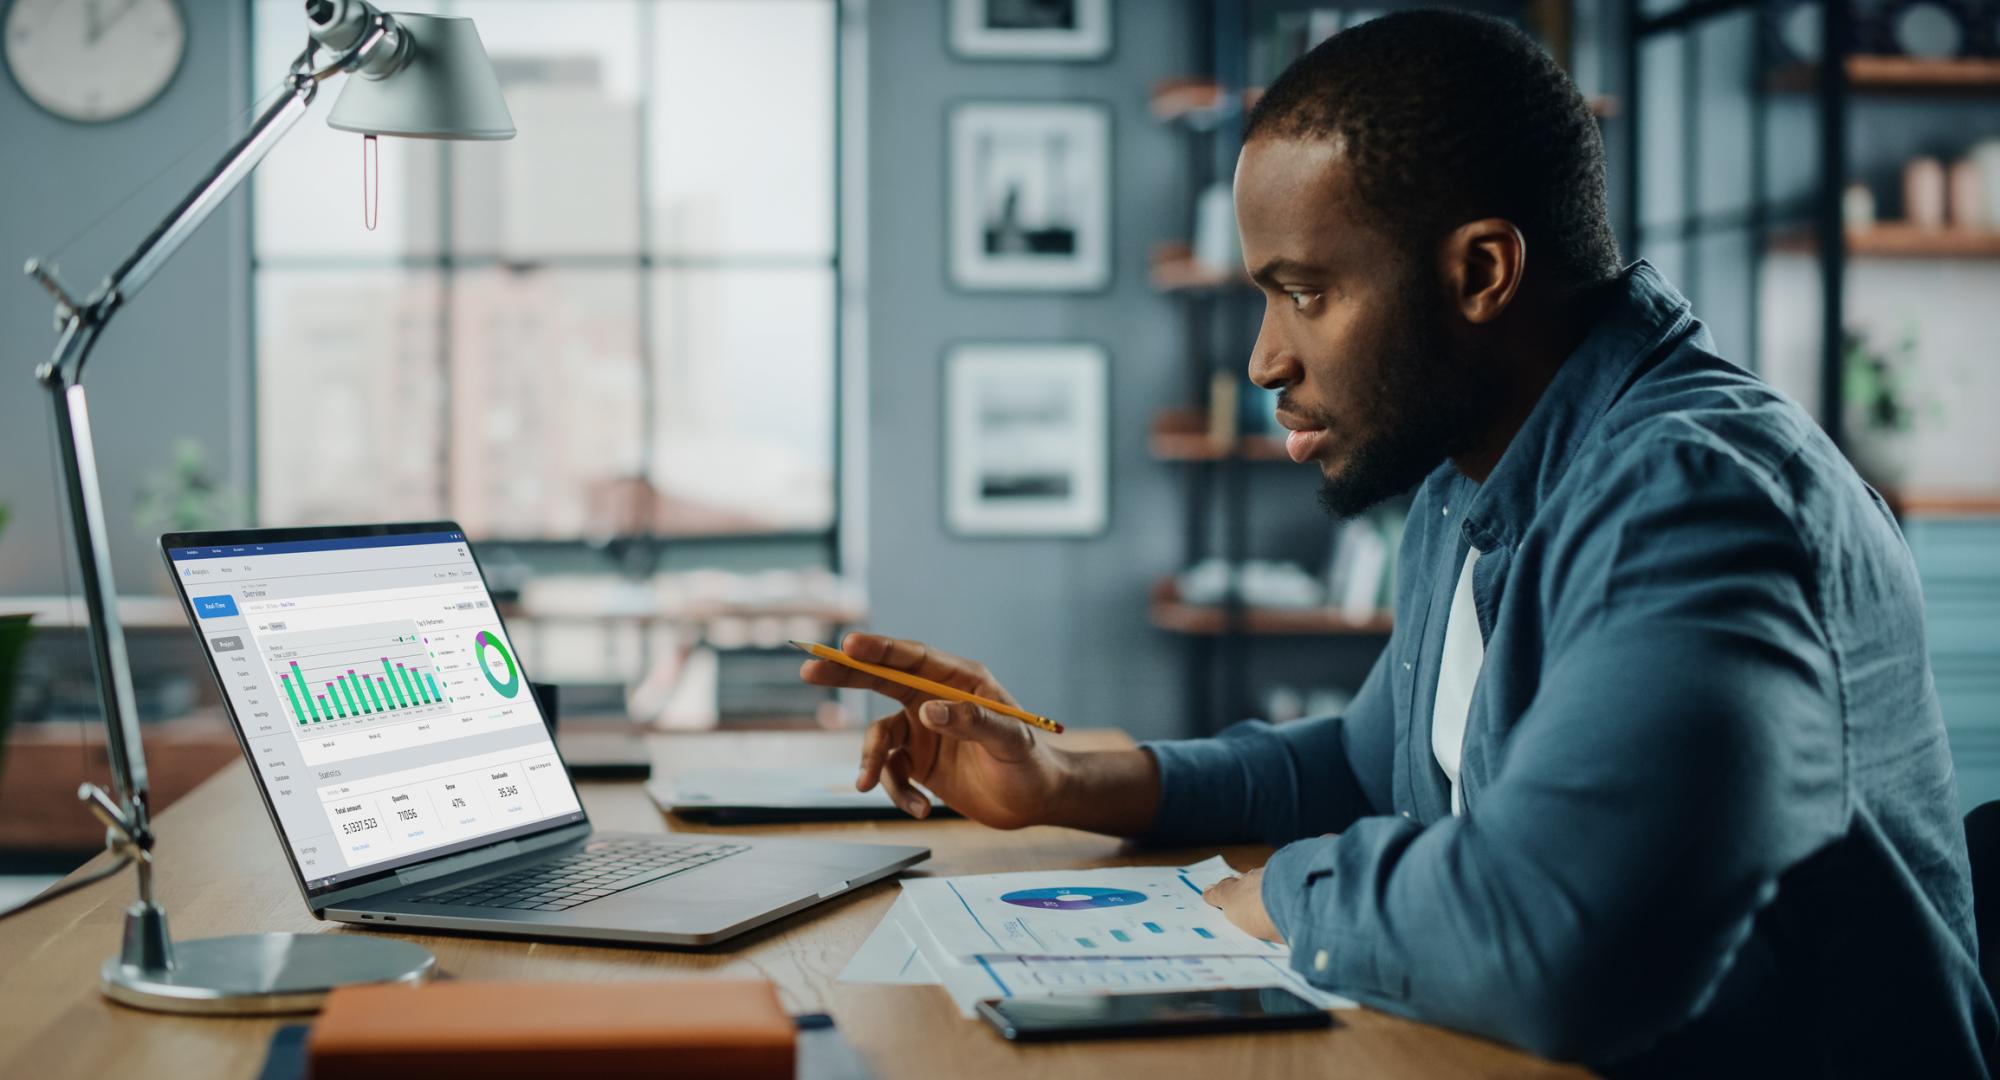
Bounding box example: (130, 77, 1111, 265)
(250, 0, 838, 544)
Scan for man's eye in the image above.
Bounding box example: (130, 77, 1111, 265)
(1286, 290, 1319, 311)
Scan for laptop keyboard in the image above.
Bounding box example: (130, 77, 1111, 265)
(407, 838, 750, 912)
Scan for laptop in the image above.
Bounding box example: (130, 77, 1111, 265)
(160, 522, 928, 946)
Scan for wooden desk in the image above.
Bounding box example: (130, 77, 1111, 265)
(0, 731, 1587, 1078)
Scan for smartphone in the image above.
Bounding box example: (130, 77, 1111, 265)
(975, 987, 1334, 1042)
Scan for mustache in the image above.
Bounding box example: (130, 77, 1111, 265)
(1274, 389, 1334, 429)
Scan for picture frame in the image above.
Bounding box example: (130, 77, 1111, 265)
(949, 0, 1112, 61)
(949, 101, 1111, 292)
(944, 343, 1109, 537)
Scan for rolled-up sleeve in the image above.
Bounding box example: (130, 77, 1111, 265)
(1139, 649, 1393, 848)
(1256, 443, 1848, 1063)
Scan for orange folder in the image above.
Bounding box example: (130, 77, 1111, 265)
(308, 979, 795, 1080)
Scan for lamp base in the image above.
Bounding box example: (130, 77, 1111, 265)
(100, 932, 435, 1015)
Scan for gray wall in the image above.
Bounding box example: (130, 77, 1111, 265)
(864, 0, 1226, 742)
(0, 4, 251, 597)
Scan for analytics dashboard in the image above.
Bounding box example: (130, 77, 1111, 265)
(166, 530, 582, 894)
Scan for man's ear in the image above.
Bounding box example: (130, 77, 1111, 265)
(1441, 217, 1526, 325)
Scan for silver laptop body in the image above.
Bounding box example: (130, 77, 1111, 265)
(162, 522, 927, 947)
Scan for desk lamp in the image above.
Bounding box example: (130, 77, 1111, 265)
(23, 0, 513, 1015)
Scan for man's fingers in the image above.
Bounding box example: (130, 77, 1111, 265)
(801, 659, 924, 707)
(879, 748, 931, 819)
(857, 712, 905, 792)
(916, 700, 1035, 761)
(841, 632, 1001, 697)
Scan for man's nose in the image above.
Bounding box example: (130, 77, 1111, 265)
(1248, 319, 1302, 391)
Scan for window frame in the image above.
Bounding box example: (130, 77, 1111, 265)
(245, 0, 845, 570)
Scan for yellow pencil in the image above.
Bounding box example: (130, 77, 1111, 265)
(789, 640, 1065, 734)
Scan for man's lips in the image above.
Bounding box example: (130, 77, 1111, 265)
(1275, 410, 1331, 464)
(1285, 428, 1331, 464)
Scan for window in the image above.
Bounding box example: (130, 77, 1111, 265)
(251, 0, 838, 542)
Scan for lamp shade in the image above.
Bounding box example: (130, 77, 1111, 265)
(327, 13, 514, 140)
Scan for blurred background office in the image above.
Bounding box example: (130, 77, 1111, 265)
(0, 0, 1995, 906)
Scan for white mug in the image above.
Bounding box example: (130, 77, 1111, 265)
(1970, 140, 2000, 229)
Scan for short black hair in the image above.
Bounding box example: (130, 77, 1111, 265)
(1246, 9, 1620, 292)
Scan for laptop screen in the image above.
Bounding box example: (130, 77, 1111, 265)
(165, 527, 584, 898)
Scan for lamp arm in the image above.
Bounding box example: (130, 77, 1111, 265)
(98, 12, 399, 320)
(34, 12, 395, 380)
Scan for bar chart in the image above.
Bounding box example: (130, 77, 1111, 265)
(262, 620, 452, 728)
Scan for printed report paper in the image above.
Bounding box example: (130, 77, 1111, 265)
(898, 856, 1283, 961)
(886, 861, 1355, 1017)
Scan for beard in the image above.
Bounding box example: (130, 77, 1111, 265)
(1312, 276, 1497, 521)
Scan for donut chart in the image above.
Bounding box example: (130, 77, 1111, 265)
(1000, 887, 1149, 910)
(474, 630, 520, 699)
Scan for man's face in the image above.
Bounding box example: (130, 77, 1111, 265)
(1234, 136, 1495, 519)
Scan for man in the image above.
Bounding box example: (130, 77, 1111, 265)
(804, 11, 1993, 1076)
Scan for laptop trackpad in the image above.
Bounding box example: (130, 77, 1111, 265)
(590, 859, 829, 930)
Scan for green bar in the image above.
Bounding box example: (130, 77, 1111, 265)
(376, 677, 394, 711)
(425, 672, 442, 703)
(363, 677, 384, 712)
(291, 662, 320, 720)
(340, 678, 362, 717)
(398, 665, 421, 704)
(384, 659, 408, 706)
(281, 675, 308, 725)
(327, 683, 346, 718)
(315, 694, 328, 721)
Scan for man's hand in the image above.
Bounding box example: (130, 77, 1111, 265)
(1202, 867, 1283, 942)
(799, 633, 1070, 829)
(800, 632, 1166, 835)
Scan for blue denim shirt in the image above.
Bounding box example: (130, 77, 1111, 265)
(1143, 263, 1995, 1076)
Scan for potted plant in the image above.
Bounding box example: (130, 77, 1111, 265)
(134, 438, 241, 539)
(1841, 323, 1933, 491)
(0, 506, 34, 778)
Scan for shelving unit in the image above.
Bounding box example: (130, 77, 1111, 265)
(1625, 5, 2000, 455)
(1151, 0, 1261, 734)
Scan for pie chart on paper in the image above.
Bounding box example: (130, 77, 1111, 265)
(1000, 887, 1149, 911)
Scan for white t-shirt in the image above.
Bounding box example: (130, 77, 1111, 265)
(1431, 548, 1485, 816)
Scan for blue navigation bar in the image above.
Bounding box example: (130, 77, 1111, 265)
(191, 594, 239, 618)
(167, 531, 465, 561)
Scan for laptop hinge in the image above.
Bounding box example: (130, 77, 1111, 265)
(397, 841, 521, 887)
(313, 821, 590, 911)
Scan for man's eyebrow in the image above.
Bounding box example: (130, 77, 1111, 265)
(1248, 257, 1330, 288)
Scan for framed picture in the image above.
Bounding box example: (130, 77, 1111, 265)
(949, 101, 1111, 292)
(950, 0, 1112, 60)
(945, 343, 1108, 537)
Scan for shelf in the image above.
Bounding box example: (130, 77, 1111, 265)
(1150, 80, 1263, 126)
(1773, 56, 2000, 95)
(1883, 491, 2000, 517)
(1769, 224, 2000, 258)
(1149, 578, 1393, 637)
(1151, 79, 1616, 123)
(1150, 409, 1290, 462)
(1151, 242, 1251, 293)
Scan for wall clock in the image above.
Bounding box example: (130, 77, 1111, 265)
(5, 0, 186, 123)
